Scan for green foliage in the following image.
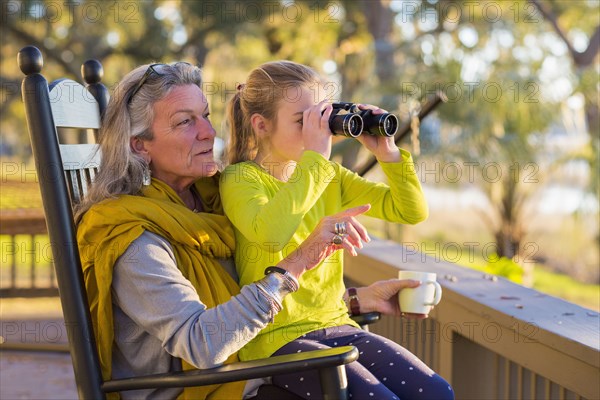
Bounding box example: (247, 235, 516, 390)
(0, 234, 53, 268)
(533, 265, 600, 311)
(482, 254, 525, 284)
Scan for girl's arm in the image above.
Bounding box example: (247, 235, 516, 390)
(220, 151, 334, 250)
(338, 104, 427, 224)
(340, 148, 428, 224)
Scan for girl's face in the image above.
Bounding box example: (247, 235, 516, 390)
(266, 85, 323, 163)
(139, 84, 217, 192)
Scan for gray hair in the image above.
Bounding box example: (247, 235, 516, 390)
(75, 62, 202, 221)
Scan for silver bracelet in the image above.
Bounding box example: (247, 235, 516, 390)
(264, 266, 299, 294)
(255, 279, 283, 323)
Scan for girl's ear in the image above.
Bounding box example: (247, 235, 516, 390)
(130, 137, 151, 162)
(250, 113, 272, 138)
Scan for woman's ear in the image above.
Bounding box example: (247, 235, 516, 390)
(130, 137, 150, 162)
(250, 113, 271, 138)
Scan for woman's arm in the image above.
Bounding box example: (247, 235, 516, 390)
(112, 206, 371, 370)
(112, 231, 289, 370)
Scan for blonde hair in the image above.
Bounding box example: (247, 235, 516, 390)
(226, 60, 322, 165)
(75, 62, 202, 221)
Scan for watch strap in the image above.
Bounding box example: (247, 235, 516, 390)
(265, 266, 288, 276)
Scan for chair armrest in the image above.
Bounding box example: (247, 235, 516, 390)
(102, 345, 358, 393)
(351, 312, 381, 327)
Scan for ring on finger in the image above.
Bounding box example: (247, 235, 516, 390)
(334, 223, 341, 235)
(334, 222, 347, 235)
(332, 234, 344, 245)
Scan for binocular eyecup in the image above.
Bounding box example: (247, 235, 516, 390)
(327, 102, 398, 138)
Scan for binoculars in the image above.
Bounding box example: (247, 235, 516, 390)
(328, 102, 398, 138)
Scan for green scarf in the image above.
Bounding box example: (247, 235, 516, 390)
(77, 177, 245, 400)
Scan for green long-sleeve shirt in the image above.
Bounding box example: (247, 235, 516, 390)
(220, 149, 428, 361)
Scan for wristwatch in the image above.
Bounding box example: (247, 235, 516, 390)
(347, 287, 361, 316)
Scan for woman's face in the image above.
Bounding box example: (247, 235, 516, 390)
(140, 84, 217, 192)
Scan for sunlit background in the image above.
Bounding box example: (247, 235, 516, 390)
(1, 0, 598, 310)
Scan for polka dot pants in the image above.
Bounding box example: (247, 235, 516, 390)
(271, 325, 454, 400)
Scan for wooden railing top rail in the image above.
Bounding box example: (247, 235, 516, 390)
(0, 209, 46, 235)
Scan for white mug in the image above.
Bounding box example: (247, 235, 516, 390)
(398, 270, 442, 314)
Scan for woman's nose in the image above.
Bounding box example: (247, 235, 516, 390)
(197, 118, 216, 139)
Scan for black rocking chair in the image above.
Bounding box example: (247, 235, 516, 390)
(18, 45, 359, 400)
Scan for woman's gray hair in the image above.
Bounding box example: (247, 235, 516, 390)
(75, 62, 202, 221)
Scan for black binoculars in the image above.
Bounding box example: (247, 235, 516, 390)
(328, 102, 398, 138)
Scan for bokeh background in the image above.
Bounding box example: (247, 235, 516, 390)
(1, 0, 598, 310)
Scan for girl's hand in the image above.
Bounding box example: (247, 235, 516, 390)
(354, 104, 401, 163)
(302, 100, 333, 160)
(278, 204, 371, 279)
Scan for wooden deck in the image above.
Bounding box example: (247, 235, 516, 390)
(0, 297, 76, 400)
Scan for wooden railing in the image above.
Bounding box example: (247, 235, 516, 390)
(0, 209, 57, 297)
(344, 238, 600, 400)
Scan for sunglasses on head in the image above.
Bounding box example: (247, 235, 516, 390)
(127, 62, 196, 105)
(127, 63, 168, 105)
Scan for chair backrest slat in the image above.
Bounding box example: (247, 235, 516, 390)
(49, 79, 101, 129)
(59, 143, 101, 206)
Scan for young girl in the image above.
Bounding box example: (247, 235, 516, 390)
(220, 61, 453, 400)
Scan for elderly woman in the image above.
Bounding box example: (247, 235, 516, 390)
(75, 61, 424, 400)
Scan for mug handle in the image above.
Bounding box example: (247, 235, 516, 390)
(424, 281, 442, 306)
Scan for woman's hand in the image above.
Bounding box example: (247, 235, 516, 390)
(354, 104, 401, 163)
(356, 279, 428, 319)
(278, 204, 371, 279)
(302, 100, 333, 160)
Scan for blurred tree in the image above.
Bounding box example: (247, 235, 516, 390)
(2, 0, 171, 155)
(1, 0, 597, 283)
(529, 0, 599, 247)
(349, 1, 597, 279)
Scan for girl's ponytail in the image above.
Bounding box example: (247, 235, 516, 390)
(226, 89, 257, 165)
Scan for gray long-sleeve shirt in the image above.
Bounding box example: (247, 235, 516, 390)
(110, 231, 291, 399)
